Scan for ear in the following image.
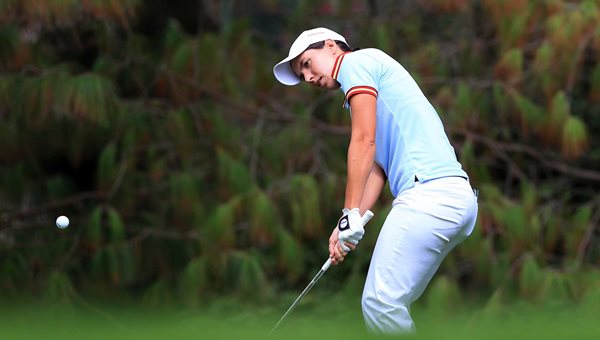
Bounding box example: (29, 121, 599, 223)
(324, 39, 338, 54)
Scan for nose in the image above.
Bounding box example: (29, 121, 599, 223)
(301, 70, 315, 84)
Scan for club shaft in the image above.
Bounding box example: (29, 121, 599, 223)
(270, 265, 327, 333)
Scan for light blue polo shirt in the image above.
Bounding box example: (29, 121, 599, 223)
(332, 48, 467, 197)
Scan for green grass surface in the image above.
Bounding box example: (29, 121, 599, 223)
(1, 294, 599, 339)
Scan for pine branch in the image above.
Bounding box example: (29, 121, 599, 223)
(457, 128, 600, 182)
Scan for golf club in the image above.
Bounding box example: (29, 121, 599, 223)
(270, 210, 374, 333)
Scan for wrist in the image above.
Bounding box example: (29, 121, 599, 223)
(344, 208, 361, 218)
(343, 207, 361, 217)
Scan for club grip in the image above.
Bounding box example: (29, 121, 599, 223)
(362, 210, 374, 226)
(323, 211, 373, 271)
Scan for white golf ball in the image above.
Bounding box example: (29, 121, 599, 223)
(56, 215, 69, 229)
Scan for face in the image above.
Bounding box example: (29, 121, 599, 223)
(291, 40, 342, 90)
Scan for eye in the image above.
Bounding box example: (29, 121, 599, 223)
(303, 59, 311, 68)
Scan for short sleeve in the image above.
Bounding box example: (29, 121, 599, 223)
(334, 52, 380, 108)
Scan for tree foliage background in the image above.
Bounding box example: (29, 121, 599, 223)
(0, 0, 599, 308)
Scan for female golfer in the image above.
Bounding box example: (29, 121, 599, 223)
(273, 27, 478, 333)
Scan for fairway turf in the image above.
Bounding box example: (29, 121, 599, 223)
(1, 296, 598, 339)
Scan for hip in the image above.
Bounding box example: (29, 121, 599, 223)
(392, 176, 478, 215)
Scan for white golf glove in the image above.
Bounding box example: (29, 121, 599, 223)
(337, 208, 370, 252)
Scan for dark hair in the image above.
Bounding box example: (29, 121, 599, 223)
(305, 40, 354, 52)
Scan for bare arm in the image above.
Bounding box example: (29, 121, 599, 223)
(329, 151, 385, 265)
(344, 93, 377, 209)
(359, 163, 386, 217)
(329, 93, 377, 265)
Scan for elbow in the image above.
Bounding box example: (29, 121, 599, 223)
(352, 134, 376, 147)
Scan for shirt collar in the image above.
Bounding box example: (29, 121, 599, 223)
(331, 52, 351, 80)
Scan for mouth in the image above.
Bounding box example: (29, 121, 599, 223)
(310, 77, 324, 88)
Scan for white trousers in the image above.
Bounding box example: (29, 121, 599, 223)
(362, 176, 478, 333)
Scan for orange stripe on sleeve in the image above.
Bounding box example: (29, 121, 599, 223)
(346, 86, 378, 101)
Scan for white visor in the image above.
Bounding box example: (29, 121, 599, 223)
(273, 27, 347, 86)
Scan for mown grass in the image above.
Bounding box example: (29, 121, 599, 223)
(1, 292, 599, 340)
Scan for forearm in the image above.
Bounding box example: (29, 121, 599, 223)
(344, 138, 375, 209)
(359, 163, 386, 215)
